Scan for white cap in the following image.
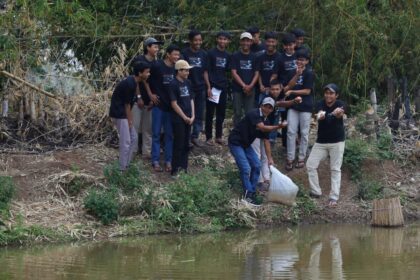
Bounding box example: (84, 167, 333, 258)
(261, 97, 275, 108)
(240, 32, 253, 40)
(175, 60, 193, 70)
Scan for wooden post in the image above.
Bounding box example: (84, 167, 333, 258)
(372, 197, 404, 227)
(370, 88, 378, 114)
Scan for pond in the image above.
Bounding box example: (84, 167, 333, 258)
(0, 224, 419, 279)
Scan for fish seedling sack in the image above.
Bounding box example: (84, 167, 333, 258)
(267, 165, 299, 206)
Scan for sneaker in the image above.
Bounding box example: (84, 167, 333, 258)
(191, 138, 203, 147)
(241, 192, 262, 207)
(309, 192, 321, 199)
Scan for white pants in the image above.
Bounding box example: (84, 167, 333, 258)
(287, 109, 312, 161)
(306, 142, 345, 201)
(251, 138, 270, 182)
(132, 105, 152, 156)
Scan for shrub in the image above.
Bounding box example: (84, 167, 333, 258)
(84, 189, 119, 225)
(0, 176, 15, 211)
(104, 162, 150, 193)
(376, 132, 394, 160)
(344, 138, 372, 180)
(358, 179, 383, 200)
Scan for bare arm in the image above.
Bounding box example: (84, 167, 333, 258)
(204, 70, 212, 98)
(285, 88, 311, 96)
(256, 122, 286, 133)
(190, 99, 195, 123)
(264, 139, 274, 166)
(125, 103, 133, 128)
(249, 71, 259, 88)
(231, 69, 246, 88)
(144, 81, 159, 105)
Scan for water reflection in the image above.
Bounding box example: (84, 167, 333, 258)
(0, 224, 419, 280)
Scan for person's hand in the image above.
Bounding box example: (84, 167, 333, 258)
(278, 120, 288, 129)
(150, 94, 159, 105)
(285, 90, 293, 97)
(128, 120, 133, 128)
(317, 110, 326, 120)
(189, 116, 195, 125)
(207, 88, 212, 98)
(137, 99, 144, 109)
(243, 85, 252, 95)
(268, 157, 274, 166)
(294, 96, 302, 104)
(332, 107, 344, 117)
(260, 85, 266, 93)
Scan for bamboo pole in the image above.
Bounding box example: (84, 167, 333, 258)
(0, 70, 57, 99)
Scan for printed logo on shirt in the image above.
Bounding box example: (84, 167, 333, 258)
(296, 75, 303, 86)
(284, 60, 297, 71)
(240, 60, 252, 70)
(262, 60, 275, 71)
(179, 86, 190, 97)
(188, 57, 202, 68)
(216, 57, 227, 68)
(163, 74, 174, 85)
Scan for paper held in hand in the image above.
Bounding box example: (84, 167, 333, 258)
(208, 87, 221, 104)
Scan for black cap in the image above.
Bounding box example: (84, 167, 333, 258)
(291, 28, 306, 37)
(246, 26, 260, 35)
(216, 31, 231, 39)
(282, 33, 296, 44)
(144, 37, 164, 46)
(324, 83, 340, 94)
(295, 48, 310, 59)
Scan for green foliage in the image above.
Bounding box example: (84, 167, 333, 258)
(84, 188, 119, 225)
(0, 176, 15, 211)
(65, 177, 88, 196)
(358, 178, 383, 200)
(344, 138, 372, 180)
(290, 187, 318, 223)
(104, 162, 150, 193)
(376, 132, 394, 160)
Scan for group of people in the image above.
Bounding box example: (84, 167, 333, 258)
(109, 27, 346, 207)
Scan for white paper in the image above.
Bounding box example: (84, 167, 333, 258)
(207, 87, 222, 104)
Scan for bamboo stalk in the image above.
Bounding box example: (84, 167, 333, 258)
(372, 197, 404, 227)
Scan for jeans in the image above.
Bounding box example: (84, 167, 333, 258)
(306, 142, 345, 200)
(287, 109, 312, 161)
(112, 118, 137, 171)
(191, 89, 206, 139)
(229, 144, 261, 194)
(151, 106, 173, 165)
(205, 88, 227, 140)
(233, 90, 255, 125)
(172, 121, 191, 175)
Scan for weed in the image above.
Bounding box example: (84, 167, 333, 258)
(0, 176, 15, 211)
(65, 177, 88, 196)
(343, 138, 372, 180)
(104, 162, 151, 193)
(376, 132, 394, 160)
(84, 188, 119, 225)
(358, 178, 383, 200)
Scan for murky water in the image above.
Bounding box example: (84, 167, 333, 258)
(0, 224, 419, 279)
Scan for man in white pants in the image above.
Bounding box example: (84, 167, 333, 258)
(306, 83, 346, 206)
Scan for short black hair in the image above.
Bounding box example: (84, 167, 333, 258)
(291, 28, 306, 38)
(282, 33, 296, 44)
(132, 61, 150, 76)
(270, 79, 282, 87)
(188, 29, 202, 41)
(165, 44, 180, 54)
(264, 31, 277, 40)
(216, 30, 231, 39)
(247, 26, 260, 35)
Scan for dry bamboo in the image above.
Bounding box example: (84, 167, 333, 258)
(30, 92, 37, 121)
(372, 197, 404, 227)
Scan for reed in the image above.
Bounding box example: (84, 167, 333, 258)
(371, 197, 404, 227)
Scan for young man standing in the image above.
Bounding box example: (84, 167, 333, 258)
(285, 48, 314, 171)
(247, 26, 265, 54)
(149, 45, 180, 172)
(205, 31, 231, 145)
(291, 28, 310, 52)
(132, 37, 163, 158)
(231, 32, 259, 125)
(228, 97, 285, 206)
(169, 60, 195, 175)
(306, 84, 346, 207)
(182, 30, 208, 147)
(109, 61, 150, 171)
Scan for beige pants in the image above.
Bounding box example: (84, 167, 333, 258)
(251, 138, 270, 183)
(132, 105, 152, 156)
(306, 142, 345, 201)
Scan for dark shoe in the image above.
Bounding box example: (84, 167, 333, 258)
(191, 138, 203, 147)
(241, 192, 262, 207)
(309, 192, 321, 199)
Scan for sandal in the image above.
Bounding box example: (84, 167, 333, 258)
(328, 199, 338, 207)
(206, 139, 215, 146)
(295, 160, 305, 169)
(165, 162, 172, 173)
(152, 162, 163, 172)
(285, 160, 294, 171)
(215, 138, 226, 145)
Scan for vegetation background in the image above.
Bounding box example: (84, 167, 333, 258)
(1, 0, 419, 107)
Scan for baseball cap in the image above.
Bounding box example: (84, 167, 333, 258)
(144, 37, 164, 46)
(282, 33, 296, 44)
(175, 60, 193, 70)
(240, 32, 253, 40)
(261, 97, 275, 108)
(324, 83, 340, 94)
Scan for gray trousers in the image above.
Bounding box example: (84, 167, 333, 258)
(112, 118, 138, 171)
(132, 105, 152, 156)
(287, 109, 312, 161)
(233, 90, 255, 125)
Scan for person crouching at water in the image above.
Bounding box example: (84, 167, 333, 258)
(109, 61, 151, 171)
(169, 60, 195, 176)
(228, 97, 287, 207)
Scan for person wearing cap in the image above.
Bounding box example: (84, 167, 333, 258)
(131, 37, 164, 158)
(247, 26, 265, 54)
(284, 48, 314, 171)
(181, 30, 208, 147)
(109, 61, 151, 171)
(231, 32, 259, 125)
(148, 44, 181, 172)
(228, 97, 286, 207)
(169, 60, 195, 175)
(205, 31, 231, 146)
(306, 84, 346, 207)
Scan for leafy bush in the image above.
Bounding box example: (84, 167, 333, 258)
(358, 179, 383, 200)
(344, 139, 372, 180)
(0, 176, 15, 211)
(104, 162, 150, 193)
(84, 189, 119, 225)
(376, 132, 394, 160)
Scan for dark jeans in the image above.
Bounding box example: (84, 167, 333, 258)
(229, 144, 261, 194)
(205, 88, 227, 140)
(172, 120, 191, 175)
(281, 110, 288, 147)
(191, 89, 206, 139)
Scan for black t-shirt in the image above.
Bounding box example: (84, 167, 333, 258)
(251, 43, 265, 55)
(257, 51, 281, 88)
(132, 54, 154, 105)
(316, 99, 346, 144)
(230, 51, 258, 92)
(287, 67, 314, 112)
(207, 47, 230, 90)
(228, 108, 269, 147)
(148, 60, 175, 111)
(274, 52, 297, 85)
(169, 78, 194, 123)
(109, 76, 137, 119)
(181, 48, 208, 92)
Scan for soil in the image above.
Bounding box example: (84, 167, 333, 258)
(1, 139, 419, 241)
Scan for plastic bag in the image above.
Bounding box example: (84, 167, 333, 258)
(267, 165, 299, 206)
